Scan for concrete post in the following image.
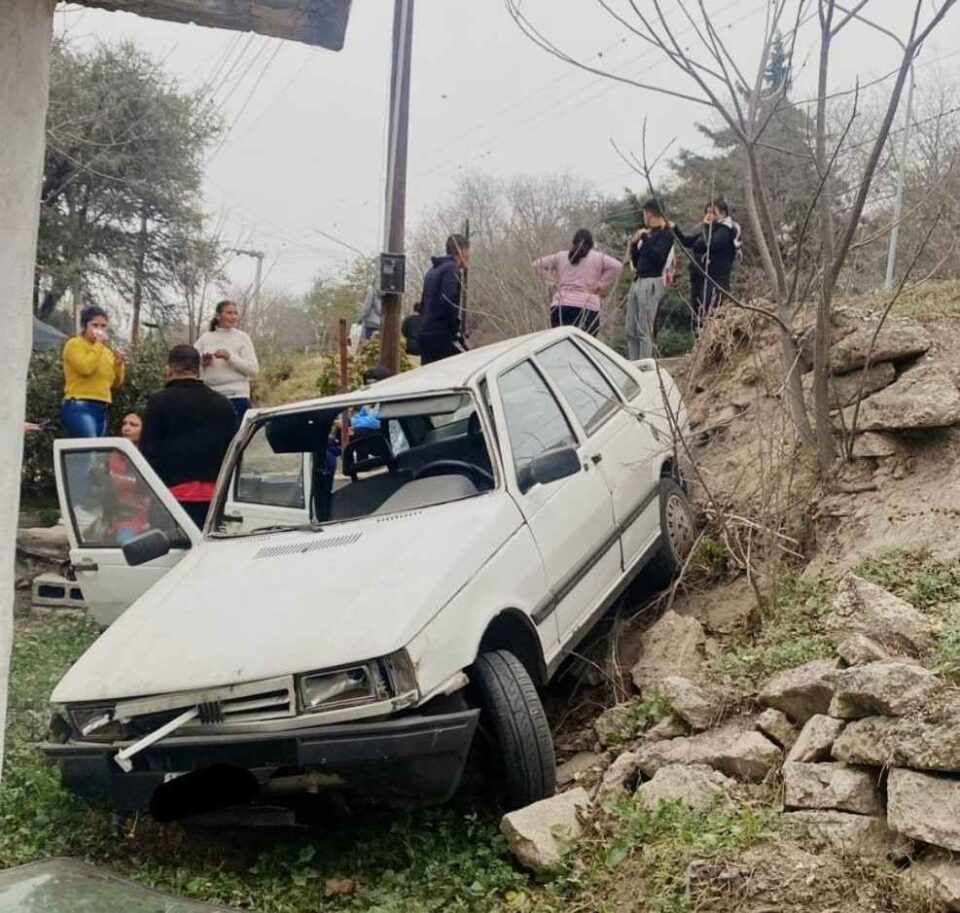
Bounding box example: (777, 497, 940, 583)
(0, 0, 56, 776)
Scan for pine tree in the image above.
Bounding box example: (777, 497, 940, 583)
(764, 32, 790, 92)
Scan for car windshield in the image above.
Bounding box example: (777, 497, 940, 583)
(212, 392, 495, 536)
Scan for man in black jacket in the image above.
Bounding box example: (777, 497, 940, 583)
(141, 344, 239, 527)
(626, 199, 677, 360)
(418, 234, 469, 365)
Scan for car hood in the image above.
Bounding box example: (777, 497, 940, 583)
(52, 494, 522, 703)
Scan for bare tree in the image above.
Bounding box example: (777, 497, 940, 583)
(506, 0, 957, 473)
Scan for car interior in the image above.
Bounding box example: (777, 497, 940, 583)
(222, 393, 497, 532)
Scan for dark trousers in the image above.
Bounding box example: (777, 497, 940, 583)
(419, 337, 462, 365)
(179, 501, 210, 528)
(691, 269, 732, 330)
(229, 397, 250, 421)
(549, 305, 600, 336)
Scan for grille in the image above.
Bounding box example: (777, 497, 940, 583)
(253, 531, 362, 560)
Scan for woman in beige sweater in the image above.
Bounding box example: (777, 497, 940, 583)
(193, 300, 259, 420)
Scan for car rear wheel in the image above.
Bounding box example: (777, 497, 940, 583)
(470, 649, 555, 810)
(647, 477, 696, 587)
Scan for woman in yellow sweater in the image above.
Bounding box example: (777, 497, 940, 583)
(60, 306, 126, 437)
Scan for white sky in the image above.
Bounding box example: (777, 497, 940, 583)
(59, 0, 960, 296)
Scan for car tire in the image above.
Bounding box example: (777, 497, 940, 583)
(647, 477, 696, 587)
(470, 649, 556, 810)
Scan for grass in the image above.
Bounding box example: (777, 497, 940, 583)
(708, 576, 836, 688)
(2, 617, 531, 912)
(602, 697, 672, 748)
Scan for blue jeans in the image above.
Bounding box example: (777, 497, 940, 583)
(60, 399, 108, 437)
(230, 397, 250, 421)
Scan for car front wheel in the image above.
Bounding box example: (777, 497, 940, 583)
(470, 649, 555, 810)
(647, 477, 696, 586)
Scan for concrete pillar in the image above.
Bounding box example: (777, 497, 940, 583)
(0, 0, 55, 775)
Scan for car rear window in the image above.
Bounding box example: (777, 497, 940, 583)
(580, 340, 641, 400)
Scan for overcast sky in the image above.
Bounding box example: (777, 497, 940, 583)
(60, 0, 960, 297)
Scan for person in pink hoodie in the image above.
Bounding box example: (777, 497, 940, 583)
(533, 229, 623, 336)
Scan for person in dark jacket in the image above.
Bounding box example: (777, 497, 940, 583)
(401, 300, 423, 357)
(626, 199, 677, 359)
(418, 234, 470, 365)
(675, 199, 741, 330)
(140, 344, 239, 527)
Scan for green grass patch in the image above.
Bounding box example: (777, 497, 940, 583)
(603, 697, 672, 748)
(2, 618, 533, 912)
(708, 576, 836, 687)
(856, 548, 960, 611)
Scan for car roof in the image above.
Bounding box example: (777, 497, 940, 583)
(251, 326, 594, 417)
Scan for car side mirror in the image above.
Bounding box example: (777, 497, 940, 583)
(122, 529, 173, 567)
(519, 447, 581, 493)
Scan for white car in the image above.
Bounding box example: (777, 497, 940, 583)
(44, 327, 694, 817)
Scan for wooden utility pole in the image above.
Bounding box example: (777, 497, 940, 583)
(338, 318, 350, 453)
(379, 0, 414, 375)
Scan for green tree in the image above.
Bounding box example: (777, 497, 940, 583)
(37, 40, 224, 341)
(304, 256, 377, 352)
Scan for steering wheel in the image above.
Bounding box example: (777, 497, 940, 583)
(412, 459, 494, 489)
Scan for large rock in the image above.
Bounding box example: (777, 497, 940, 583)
(905, 855, 960, 912)
(636, 763, 733, 810)
(658, 676, 714, 731)
(835, 633, 889, 666)
(841, 362, 960, 431)
(887, 769, 960, 852)
(827, 575, 938, 656)
(634, 722, 781, 782)
(850, 432, 903, 460)
(756, 708, 797, 750)
(828, 661, 939, 719)
(630, 611, 707, 697)
(595, 751, 640, 804)
(500, 788, 590, 873)
(784, 810, 912, 859)
(758, 659, 839, 724)
(786, 714, 845, 763)
(556, 752, 608, 787)
(783, 762, 882, 815)
(810, 362, 898, 407)
(829, 319, 931, 375)
(644, 714, 688, 743)
(832, 711, 960, 773)
(594, 703, 635, 748)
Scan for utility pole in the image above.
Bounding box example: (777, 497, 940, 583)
(227, 247, 265, 327)
(379, 0, 414, 375)
(460, 218, 470, 341)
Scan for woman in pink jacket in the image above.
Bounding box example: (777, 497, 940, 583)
(533, 229, 623, 336)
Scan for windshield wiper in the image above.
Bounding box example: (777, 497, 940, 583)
(210, 522, 323, 538)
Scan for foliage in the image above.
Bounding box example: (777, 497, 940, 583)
(856, 549, 960, 610)
(604, 697, 671, 748)
(38, 40, 223, 333)
(2, 618, 532, 913)
(709, 576, 836, 687)
(304, 258, 378, 353)
(315, 336, 411, 397)
(21, 342, 167, 501)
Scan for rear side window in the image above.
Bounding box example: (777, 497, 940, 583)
(499, 360, 576, 476)
(537, 339, 620, 434)
(581, 340, 641, 400)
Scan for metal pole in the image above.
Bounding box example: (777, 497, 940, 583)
(460, 218, 470, 342)
(338, 318, 350, 453)
(379, 0, 414, 375)
(251, 251, 264, 326)
(884, 64, 915, 290)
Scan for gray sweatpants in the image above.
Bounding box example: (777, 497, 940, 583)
(626, 276, 664, 360)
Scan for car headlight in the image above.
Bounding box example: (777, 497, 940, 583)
(68, 704, 125, 742)
(297, 650, 418, 713)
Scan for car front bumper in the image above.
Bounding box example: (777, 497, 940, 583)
(42, 708, 480, 813)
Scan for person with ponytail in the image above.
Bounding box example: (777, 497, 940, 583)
(193, 300, 260, 420)
(532, 229, 622, 336)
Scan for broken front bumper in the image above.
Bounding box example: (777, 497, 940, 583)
(42, 708, 480, 813)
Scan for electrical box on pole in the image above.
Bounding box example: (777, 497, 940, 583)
(379, 252, 406, 294)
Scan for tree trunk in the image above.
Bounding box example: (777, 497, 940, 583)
(130, 208, 148, 347)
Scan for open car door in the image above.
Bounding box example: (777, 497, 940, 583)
(54, 438, 201, 627)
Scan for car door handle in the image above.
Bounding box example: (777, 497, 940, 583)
(72, 558, 99, 573)
(591, 453, 603, 465)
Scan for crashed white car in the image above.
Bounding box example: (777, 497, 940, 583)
(44, 327, 693, 817)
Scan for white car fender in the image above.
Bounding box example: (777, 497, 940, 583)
(405, 523, 554, 700)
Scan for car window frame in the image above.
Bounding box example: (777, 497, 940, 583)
(491, 357, 581, 493)
(531, 338, 623, 438)
(232, 423, 308, 510)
